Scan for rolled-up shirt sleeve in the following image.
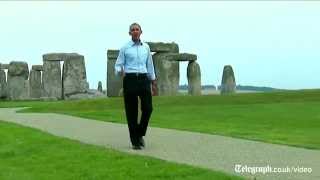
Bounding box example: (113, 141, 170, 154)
(114, 48, 125, 76)
(146, 47, 156, 80)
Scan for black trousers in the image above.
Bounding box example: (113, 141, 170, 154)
(123, 73, 153, 145)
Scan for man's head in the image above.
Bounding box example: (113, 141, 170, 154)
(129, 23, 142, 41)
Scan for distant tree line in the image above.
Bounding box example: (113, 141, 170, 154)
(179, 84, 280, 92)
(179, 84, 216, 90)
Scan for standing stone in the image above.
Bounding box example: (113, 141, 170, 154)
(146, 42, 179, 53)
(153, 52, 179, 96)
(1, 64, 9, 70)
(42, 60, 62, 99)
(97, 81, 103, 92)
(62, 54, 89, 98)
(146, 42, 180, 96)
(43, 53, 79, 61)
(166, 53, 197, 62)
(107, 50, 123, 97)
(7, 61, 29, 100)
(32, 65, 43, 71)
(0, 69, 7, 98)
(29, 70, 42, 98)
(7, 61, 28, 79)
(220, 65, 236, 95)
(187, 61, 201, 95)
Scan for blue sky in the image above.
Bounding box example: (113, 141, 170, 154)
(0, 1, 319, 90)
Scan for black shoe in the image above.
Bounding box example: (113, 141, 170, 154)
(139, 137, 145, 148)
(132, 144, 142, 150)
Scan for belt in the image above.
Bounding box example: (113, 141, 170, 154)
(125, 73, 147, 77)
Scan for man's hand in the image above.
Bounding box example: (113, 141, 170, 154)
(121, 70, 125, 78)
(151, 80, 157, 96)
(117, 67, 125, 78)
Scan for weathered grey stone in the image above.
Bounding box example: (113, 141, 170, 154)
(0, 69, 7, 98)
(7, 61, 30, 100)
(187, 61, 201, 95)
(29, 70, 42, 98)
(43, 53, 80, 61)
(153, 52, 179, 96)
(42, 60, 62, 99)
(62, 55, 89, 98)
(0, 64, 9, 70)
(107, 49, 120, 59)
(98, 81, 103, 92)
(220, 65, 236, 95)
(107, 50, 123, 97)
(42, 52, 89, 99)
(8, 61, 29, 79)
(166, 53, 197, 62)
(146, 42, 179, 53)
(32, 65, 43, 71)
(7, 79, 30, 100)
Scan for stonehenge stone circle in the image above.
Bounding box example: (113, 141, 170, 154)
(2, 41, 203, 100)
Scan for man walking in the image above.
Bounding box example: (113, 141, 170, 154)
(115, 23, 157, 150)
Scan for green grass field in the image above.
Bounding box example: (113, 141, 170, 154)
(1, 90, 320, 149)
(0, 121, 243, 180)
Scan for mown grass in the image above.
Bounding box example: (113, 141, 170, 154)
(0, 89, 320, 149)
(0, 121, 243, 180)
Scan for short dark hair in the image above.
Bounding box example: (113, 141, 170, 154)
(129, 23, 142, 32)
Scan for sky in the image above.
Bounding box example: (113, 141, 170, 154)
(0, 1, 319, 90)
